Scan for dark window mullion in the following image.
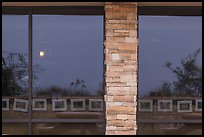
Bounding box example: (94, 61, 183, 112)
(28, 11, 33, 135)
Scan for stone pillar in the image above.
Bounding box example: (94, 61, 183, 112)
(104, 2, 138, 135)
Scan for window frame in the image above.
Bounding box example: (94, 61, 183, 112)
(136, 5, 202, 127)
(2, 3, 202, 135)
(2, 6, 105, 135)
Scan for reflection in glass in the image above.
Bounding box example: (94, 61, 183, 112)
(32, 123, 105, 135)
(52, 99, 67, 112)
(13, 99, 29, 112)
(138, 16, 202, 97)
(137, 123, 202, 135)
(195, 99, 202, 112)
(137, 16, 202, 135)
(31, 15, 105, 135)
(2, 124, 28, 135)
(39, 51, 45, 57)
(2, 15, 29, 97)
(2, 99, 10, 111)
(2, 14, 104, 135)
(71, 99, 86, 111)
(89, 99, 103, 111)
(2, 15, 29, 121)
(32, 15, 104, 97)
(32, 99, 47, 111)
(157, 100, 172, 112)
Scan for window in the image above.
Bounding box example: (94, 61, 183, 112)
(32, 15, 104, 97)
(2, 11, 105, 135)
(2, 16, 29, 124)
(137, 16, 202, 135)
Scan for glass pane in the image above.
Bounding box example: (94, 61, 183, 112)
(2, 124, 28, 135)
(32, 123, 105, 135)
(2, 15, 29, 119)
(32, 15, 104, 98)
(138, 16, 202, 135)
(32, 15, 105, 135)
(137, 123, 202, 135)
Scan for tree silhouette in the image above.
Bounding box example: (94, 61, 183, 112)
(149, 82, 172, 97)
(147, 48, 202, 97)
(2, 51, 43, 96)
(75, 79, 81, 92)
(36, 86, 71, 97)
(70, 82, 74, 93)
(80, 79, 87, 93)
(165, 48, 202, 96)
(73, 78, 88, 96)
(96, 81, 105, 96)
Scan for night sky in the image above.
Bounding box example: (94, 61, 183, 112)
(2, 15, 202, 96)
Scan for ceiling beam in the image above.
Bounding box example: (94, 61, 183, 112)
(138, 2, 202, 7)
(2, 2, 202, 7)
(2, 2, 105, 7)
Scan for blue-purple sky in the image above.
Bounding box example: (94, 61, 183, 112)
(2, 15, 104, 95)
(138, 16, 202, 96)
(2, 15, 202, 96)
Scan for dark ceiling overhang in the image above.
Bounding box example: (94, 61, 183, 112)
(2, 2, 202, 16)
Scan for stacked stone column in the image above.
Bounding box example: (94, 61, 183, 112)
(104, 2, 138, 135)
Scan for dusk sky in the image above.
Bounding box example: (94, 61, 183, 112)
(3, 15, 104, 95)
(2, 15, 202, 96)
(138, 16, 202, 96)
